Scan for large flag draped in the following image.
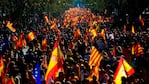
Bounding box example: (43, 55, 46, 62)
(33, 62, 41, 84)
(45, 41, 64, 84)
(88, 46, 103, 81)
(114, 57, 135, 84)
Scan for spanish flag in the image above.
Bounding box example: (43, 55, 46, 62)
(42, 38, 47, 51)
(45, 41, 64, 84)
(114, 57, 135, 84)
(6, 21, 16, 32)
(131, 25, 135, 34)
(88, 46, 103, 81)
(27, 31, 35, 41)
(0, 57, 4, 76)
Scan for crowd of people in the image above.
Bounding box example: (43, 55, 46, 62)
(0, 7, 149, 84)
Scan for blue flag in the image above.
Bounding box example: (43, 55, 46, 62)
(33, 62, 41, 84)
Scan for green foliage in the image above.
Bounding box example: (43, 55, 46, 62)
(48, 0, 74, 17)
(82, 0, 105, 13)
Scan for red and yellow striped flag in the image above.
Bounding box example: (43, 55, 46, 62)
(6, 21, 16, 32)
(114, 57, 135, 84)
(27, 31, 35, 41)
(88, 46, 103, 81)
(45, 41, 64, 84)
(0, 57, 4, 76)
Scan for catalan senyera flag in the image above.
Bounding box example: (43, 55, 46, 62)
(6, 21, 16, 32)
(88, 46, 103, 81)
(114, 57, 135, 84)
(131, 25, 135, 34)
(42, 38, 47, 51)
(45, 41, 64, 84)
(27, 31, 35, 41)
(0, 57, 4, 76)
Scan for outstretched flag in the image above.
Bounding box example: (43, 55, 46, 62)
(45, 41, 64, 84)
(88, 46, 103, 81)
(114, 57, 135, 84)
(33, 62, 41, 84)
